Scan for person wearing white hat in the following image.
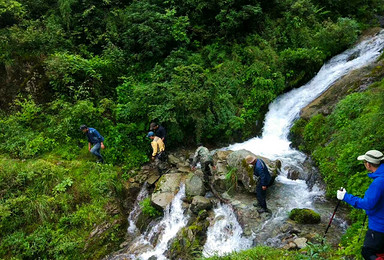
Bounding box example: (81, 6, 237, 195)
(337, 150, 384, 260)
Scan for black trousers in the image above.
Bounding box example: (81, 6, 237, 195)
(202, 161, 213, 189)
(256, 178, 274, 210)
(362, 229, 384, 260)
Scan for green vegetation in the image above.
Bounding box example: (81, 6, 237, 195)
(202, 242, 337, 259)
(289, 208, 321, 224)
(139, 197, 162, 218)
(1, 0, 384, 258)
(290, 68, 384, 258)
(0, 155, 126, 259)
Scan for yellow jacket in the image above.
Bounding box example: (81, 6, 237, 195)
(151, 136, 165, 157)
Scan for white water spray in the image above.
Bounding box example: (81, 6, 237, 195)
(205, 30, 384, 252)
(127, 183, 149, 234)
(203, 204, 253, 257)
(137, 184, 189, 260)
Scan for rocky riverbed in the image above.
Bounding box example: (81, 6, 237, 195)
(105, 148, 348, 260)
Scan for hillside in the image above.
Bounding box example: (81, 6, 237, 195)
(1, 0, 384, 259)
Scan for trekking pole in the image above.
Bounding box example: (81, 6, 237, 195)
(323, 200, 341, 241)
(322, 187, 344, 243)
(358, 214, 367, 242)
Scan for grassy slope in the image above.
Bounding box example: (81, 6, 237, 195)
(0, 153, 127, 259)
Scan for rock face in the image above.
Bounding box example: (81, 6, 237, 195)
(151, 173, 185, 209)
(185, 174, 205, 197)
(190, 196, 212, 214)
(220, 149, 281, 193)
(289, 208, 321, 224)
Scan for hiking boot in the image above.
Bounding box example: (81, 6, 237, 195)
(257, 208, 271, 214)
(96, 159, 104, 164)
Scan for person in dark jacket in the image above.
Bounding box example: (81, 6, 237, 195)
(80, 125, 105, 163)
(150, 122, 166, 145)
(337, 150, 384, 260)
(245, 155, 273, 214)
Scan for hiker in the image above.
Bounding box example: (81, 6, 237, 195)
(245, 155, 273, 214)
(149, 122, 166, 145)
(80, 125, 105, 163)
(147, 131, 166, 173)
(337, 150, 384, 260)
(191, 144, 216, 189)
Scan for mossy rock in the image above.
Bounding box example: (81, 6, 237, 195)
(289, 208, 321, 224)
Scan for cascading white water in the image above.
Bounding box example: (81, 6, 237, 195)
(228, 31, 384, 160)
(136, 184, 189, 260)
(127, 183, 149, 234)
(204, 30, 384, 253)
(202, 204, 253, 257)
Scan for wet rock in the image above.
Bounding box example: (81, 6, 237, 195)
(185, 174, 205, 197)
(168, 210, 210, 259)
(225, 150, 279, 193)
(289, 208, 321, 224)
(226, 150, 257, 193)
(147, 175, 160, 185)
(215, 150, 233, 161)
(190, 196, 212, 214)
(178, 166, 192, 173)
(151, 173, 184, 209)
(293, 237, 308, 249)
(168, 154, 181, 166)
(287, 168, 300, 180)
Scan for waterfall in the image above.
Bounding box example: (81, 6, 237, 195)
(202, 204, 253, 257)
(113, 31, 384, 259)
(136, 184, 189, 260)
(127, 183, 149, 234)
(228, 30, 384, 161)
(205, 30, 384, 252)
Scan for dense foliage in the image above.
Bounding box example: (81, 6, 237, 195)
(0, 156, 126, 259)
(290, 65, 384, 257)
(1, 0, 384, 258)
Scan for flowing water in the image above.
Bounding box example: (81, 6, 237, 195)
(202, 204, 253, 257)
(127, 183, 149, 234)
(113, 31, 384, 259)
(113, 184, 189, 260)
(203, 30, 384, 254)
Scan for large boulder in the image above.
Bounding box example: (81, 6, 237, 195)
(226, 150, 281, 193)
(151, 173, 185, 209)
(289, 208, 321, 224)
(185, 174, 205, 197)
(189, 196, 212, 214)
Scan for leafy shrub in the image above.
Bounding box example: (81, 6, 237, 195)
(140, 197, 162, 218)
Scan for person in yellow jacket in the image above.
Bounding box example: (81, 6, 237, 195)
(147, 131, 166, 174)
(147, 131, 165, 160)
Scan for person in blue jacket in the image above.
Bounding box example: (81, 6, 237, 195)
(337, 150, 384, 260)
(80, 125, 105, 163)
(245, 155, 274, 214)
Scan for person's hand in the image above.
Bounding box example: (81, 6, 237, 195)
(151, 156, 155, 160)
(262, 186, 267, 191)
(212, 165, 216, 170)
(101, 143, 105, 149)
(191, 166, 196, 171)
(337, 187, 346, 200)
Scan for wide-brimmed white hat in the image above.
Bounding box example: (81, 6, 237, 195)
(357, 150, 384, 164)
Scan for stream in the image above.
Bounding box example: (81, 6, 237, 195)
(108, 30, 384, 259)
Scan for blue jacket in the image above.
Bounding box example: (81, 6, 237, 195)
(253, 159, 271, 186)
(86, 128, 104, 145)
(343, 164, 384, 232)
